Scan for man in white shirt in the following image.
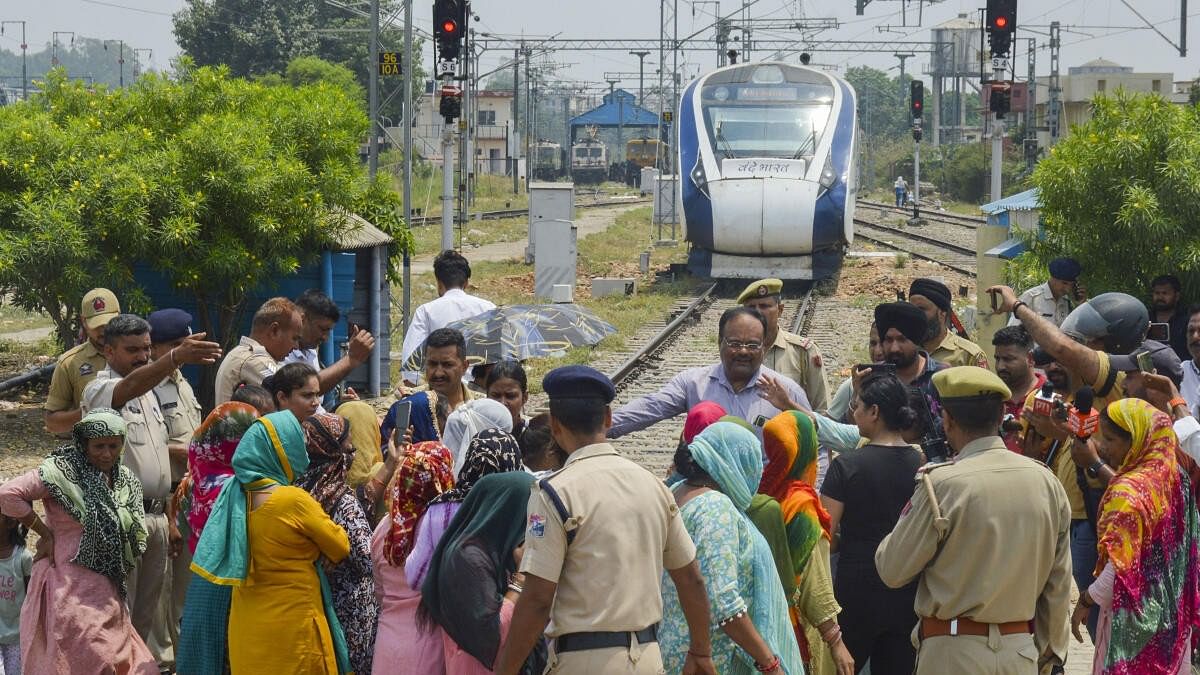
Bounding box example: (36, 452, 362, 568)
(1180, 305, 1200, 417)
(400, 250, 494, 385)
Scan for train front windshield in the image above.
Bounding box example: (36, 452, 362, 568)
(699, 66, 834, 161)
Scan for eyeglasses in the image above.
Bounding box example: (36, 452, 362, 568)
(721, 338, 763, 352)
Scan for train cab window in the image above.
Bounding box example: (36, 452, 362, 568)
(590, 148, 603, 157)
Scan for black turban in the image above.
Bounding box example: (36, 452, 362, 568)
(909, 278, 952, 313)
(874, 302, 928, 345)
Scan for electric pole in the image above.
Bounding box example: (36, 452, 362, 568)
(0, 22, 27, 100)
(402, 0, 414, 330)
(103, 39, 125, 88)
(368, 0, 380, 179)
(51, 31, 75, 70)
(629, 50, 650, 104)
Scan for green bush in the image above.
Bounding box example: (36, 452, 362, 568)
(1021, 90, 1200, 298)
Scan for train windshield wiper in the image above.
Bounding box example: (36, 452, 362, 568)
(714, 125, 736, 159)
(792, 128, 817, 160)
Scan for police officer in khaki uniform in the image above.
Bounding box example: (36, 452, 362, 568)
(82, 314, 221, 668)
(147, 308, 203, 665)
(909, 278, 990, 369)
(1007, 258, 1084, 329)
(43, 288, 121, 434)
(875, 366, 1072, 674)
(737, 278, 830, 411)
(213, 297, 302, 404)
(495, 365, 717, 675)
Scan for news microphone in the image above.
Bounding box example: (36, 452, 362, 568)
(1032, 382, 1057, 416)
(1067, 387, 1099, 440)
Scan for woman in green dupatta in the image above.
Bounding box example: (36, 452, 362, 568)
(190, 411, 353, 674)
(660, 421, 804, 674)
(0, 408, 156, 674)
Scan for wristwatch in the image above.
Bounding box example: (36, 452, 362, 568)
(1085, 458, 1106, 479)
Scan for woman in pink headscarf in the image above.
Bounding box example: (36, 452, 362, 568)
(668, 402, 728, 480)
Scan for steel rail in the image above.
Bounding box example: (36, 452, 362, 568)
(609, 283, 719, 387)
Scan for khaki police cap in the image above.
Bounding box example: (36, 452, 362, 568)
(81, 288, 121, 331)
(932, 366, 1012, 401)
(736, 278, 783, 304)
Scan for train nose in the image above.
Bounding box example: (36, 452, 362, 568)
(709, 177, 817, 255)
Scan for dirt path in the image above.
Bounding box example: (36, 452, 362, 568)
(409, 203, 647, 274)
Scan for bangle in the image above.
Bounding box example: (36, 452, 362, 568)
(168, 348, 178, 368)
(506, 582, 523, 594)
(688, 649, 712, 658)
(1012, 301, 1029, 317)
(754, 655, 781, 672)
(1169, 397, 1188, 411)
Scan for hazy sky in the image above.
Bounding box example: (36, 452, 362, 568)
(6, 0, 1198, 89)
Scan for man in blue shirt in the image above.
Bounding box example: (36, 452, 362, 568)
(609, 306, 811, 439)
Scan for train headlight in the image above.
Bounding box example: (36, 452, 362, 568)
(713, 87, 730, 101)
(818, 157, 837, 197)
(690, 159, 709, 197)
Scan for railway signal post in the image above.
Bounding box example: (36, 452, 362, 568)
(434, 0, 468, 251)
(909, 80, 924, 225)
(986, 0, 1017, 202)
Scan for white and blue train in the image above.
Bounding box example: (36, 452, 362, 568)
(678, 62, 858, 280)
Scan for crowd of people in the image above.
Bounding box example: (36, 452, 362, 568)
(1, 248, 1199, 675)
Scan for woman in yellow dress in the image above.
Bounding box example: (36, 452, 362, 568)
(191, 410, 352, 674)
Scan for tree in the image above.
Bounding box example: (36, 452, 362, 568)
(1020, 90, 1200, 298)
(172, 0, 425, 120)
(0, 63, 408, 351)
(259, 56, 366, 110)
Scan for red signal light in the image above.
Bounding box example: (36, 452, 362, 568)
(994, 16, 1008, 28)
(442, 19, 458, 34)
(914, 101, 922, 108)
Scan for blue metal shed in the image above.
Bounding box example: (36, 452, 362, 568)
(133, 213, 393, 400)
(569, 89, 662, 129)
(981, 188, 1042, 260)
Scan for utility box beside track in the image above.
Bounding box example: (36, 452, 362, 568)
(533, 219, 577, 300)
(527, 182, 575, 263)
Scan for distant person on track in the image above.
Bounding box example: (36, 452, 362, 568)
(43, 288, 121, 435)
(609, 306, 812, 442)
(213, 297, 303, 405)
(893, 177, 907, 207)
(400, 250, 495, 386)
(1006, 257, 1084, 329)
(908, 278, 989, 369)
(737, 278, 830, 412)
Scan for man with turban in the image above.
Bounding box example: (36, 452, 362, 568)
(872, 301, 947, 406)
(908, 278, 990, 369)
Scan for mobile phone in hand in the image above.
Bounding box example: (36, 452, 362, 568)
(392, 401, 412, 444)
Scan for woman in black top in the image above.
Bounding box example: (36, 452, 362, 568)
(820, 373, 925, 675)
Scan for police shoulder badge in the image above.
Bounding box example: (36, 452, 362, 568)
(528, 513, 546, 538)
(79, 363, 94, 376)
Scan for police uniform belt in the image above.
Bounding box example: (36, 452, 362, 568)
(142, 498, 167, 515)
(555, 624, 658, 653)
(919, 617, 1032, 638)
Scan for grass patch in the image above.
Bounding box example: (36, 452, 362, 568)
(390, 162, 640, 218)
(409, 215, 530, 256)
(0, 304, 54, 336)
(391, 205, 694, 393)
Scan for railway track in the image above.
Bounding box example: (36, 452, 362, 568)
(408, 196, 650, 227)
(853, 219, 977, 277)
(857, 198, 986, 229)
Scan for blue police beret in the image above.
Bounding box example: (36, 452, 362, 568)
(148, 308, 193, 344)
(1048, 257, 1081, 282)
(542, 365, 616, 403)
